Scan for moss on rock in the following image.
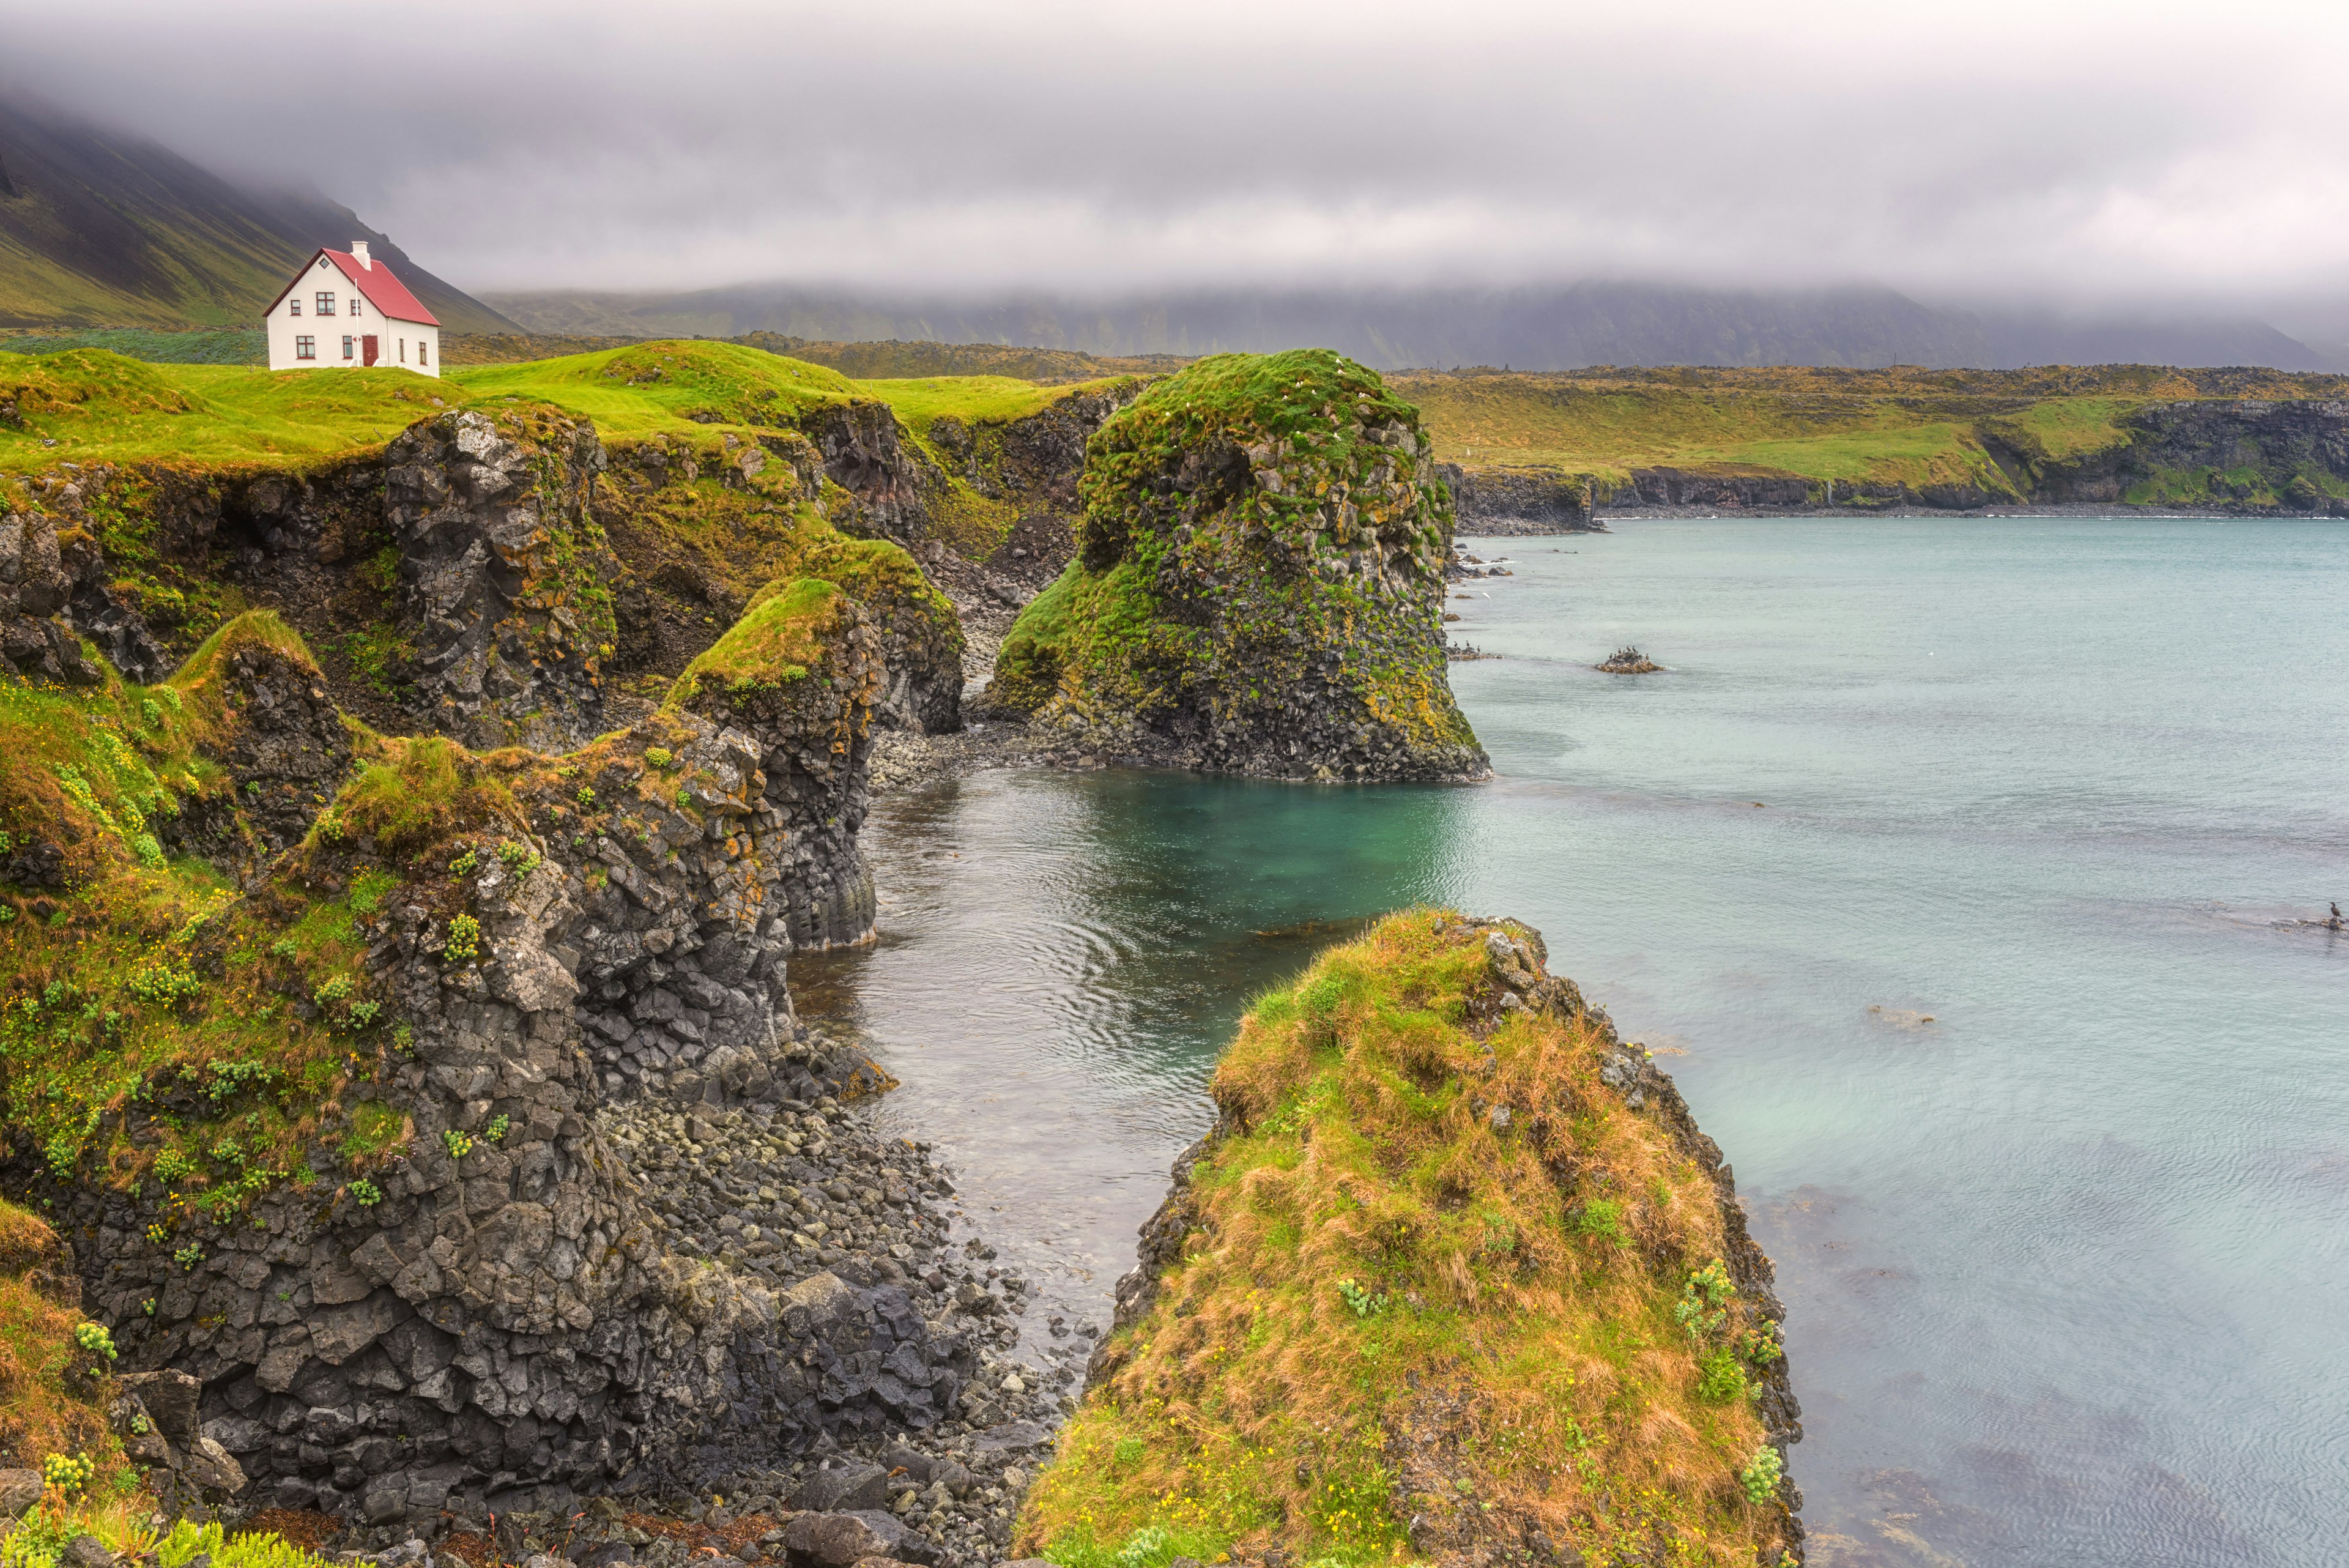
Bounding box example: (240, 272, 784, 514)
(986, 350, 1487, 781)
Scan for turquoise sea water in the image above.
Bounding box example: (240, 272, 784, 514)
(794, 517, 2349, 1567)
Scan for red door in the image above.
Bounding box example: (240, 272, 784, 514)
(362, 335, 379, 366)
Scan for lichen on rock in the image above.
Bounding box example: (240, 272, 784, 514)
(985, 350, 1489, 781)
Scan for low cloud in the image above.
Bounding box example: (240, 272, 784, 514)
(9, 0, 2346, 313)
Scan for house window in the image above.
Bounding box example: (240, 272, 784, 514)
(316, 292, 336, 315)
(342, 336, 355, 360)
(418, 339, 429, 366)
(289, 297, 301, 316)
(295, 335, 316, 360)
(399, 338, 407, 362)
(350, 297, 362, 317)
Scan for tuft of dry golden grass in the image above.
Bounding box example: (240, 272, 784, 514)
(0, 1200, 130, 1490)
(1019, 910, 1797, 1568)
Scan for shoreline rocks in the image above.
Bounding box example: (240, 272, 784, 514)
(1595, 645, 1663, 674)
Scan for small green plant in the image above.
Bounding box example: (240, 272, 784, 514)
(1740, 1444, 1784, 1506)
(130, 1413, 150, 1435)
(484, 1113, 511, 1142)
(153, 1149, 195, 1183)
(1335, 1277, 1388, 1318)
(313, 975, 354, 1006)
(127, 960, 202, 1009)
(141, 697, 163, 728)
(1578, 1198, 1630, 1247)
(1740, 1323, 1785, 1366)
(40, 1452, 93, 1495)
(495, 838, 539, 875)
(449, 846, 480, 876)
(141, 1298, 156, 1317)
(391, 1021, 415, 1057)
(644, 746, 674, 769)
(442, 1129, 475, 1160)
(132, 831, 166, 867)
(270, 937, 299, 959)
(315, 808, 346, 843)
(1113, 1526, 1173, 1568)
(1696, 1343, 1750, 1403)
(72, 1322, 117, 1361)
(1676, 1259, 1737, 1340)
(576, 786, 597, 809)
(173, 1242, 204, 1269)
(443, 912, 481, 964)
(345, 1000, 380, 1029)
(349, 1178, 382, 1206)
(1111, 1436, 1146, 1467)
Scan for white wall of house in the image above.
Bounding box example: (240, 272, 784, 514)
(265, 250, 441, 376)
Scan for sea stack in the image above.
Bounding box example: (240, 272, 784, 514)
(987, 349, 1490, 781)
(1021, 912, 1803, 1568)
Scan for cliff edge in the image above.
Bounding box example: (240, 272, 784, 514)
(985, 351, 1488, 782)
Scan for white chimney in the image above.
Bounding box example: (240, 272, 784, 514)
(351, 241, 372, 269)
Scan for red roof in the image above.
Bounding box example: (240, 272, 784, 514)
(264, 248, 440, 327)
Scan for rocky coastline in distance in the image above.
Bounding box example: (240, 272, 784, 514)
(0, 345, 1794, 1568)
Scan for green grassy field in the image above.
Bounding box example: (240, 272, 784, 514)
(0, 340, 1129, 475)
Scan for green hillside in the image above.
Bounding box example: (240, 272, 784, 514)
(0, 97, 518, 333)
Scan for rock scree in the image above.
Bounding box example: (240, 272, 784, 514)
(984, 350, 1489, 782)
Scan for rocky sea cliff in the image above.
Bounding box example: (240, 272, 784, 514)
(0, 344, 1789, 1568)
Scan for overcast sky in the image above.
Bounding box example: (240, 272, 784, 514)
(9, 0, 2347, 313)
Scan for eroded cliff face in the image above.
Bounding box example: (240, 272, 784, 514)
(2011, 396, 2349, 509)
(1, 494, 168, 684)
(0, 587, 956, 1525)
(1438, 464, 1600, 533)
(985, 350, 1488, 782)
(382, 410, 619, 751)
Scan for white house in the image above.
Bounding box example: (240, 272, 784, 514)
(264, 242, 442, 376)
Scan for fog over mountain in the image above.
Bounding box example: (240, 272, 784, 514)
(6, 0, 2347, 366)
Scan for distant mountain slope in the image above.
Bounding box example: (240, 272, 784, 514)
(483, 280, 2343, 373)
(0, 96, 518, 333)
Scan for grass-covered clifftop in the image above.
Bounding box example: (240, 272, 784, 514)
(987, 350, 1486, 781)
(1392, 363, 2349, 510)
(0, 340, 1127, 476)
(1020, 912, 1800, 1568)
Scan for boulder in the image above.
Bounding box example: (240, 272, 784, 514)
(791, 1461, 888, 1513)
(782, 1509, 926, 1567)
(0, 1470, 42, 1517)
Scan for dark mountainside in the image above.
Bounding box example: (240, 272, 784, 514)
(481, 280, 2348, 374)
(0, 96, 520, 332)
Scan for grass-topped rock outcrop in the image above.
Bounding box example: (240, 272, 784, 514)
(1020, 912, 1801, 1568)
(987, 351, 1487, 781)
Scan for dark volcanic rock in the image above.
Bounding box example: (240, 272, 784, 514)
(985, 350, 1488, 782)
(1439, 464, 1601, 533)
(382, 409, 618, 749)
